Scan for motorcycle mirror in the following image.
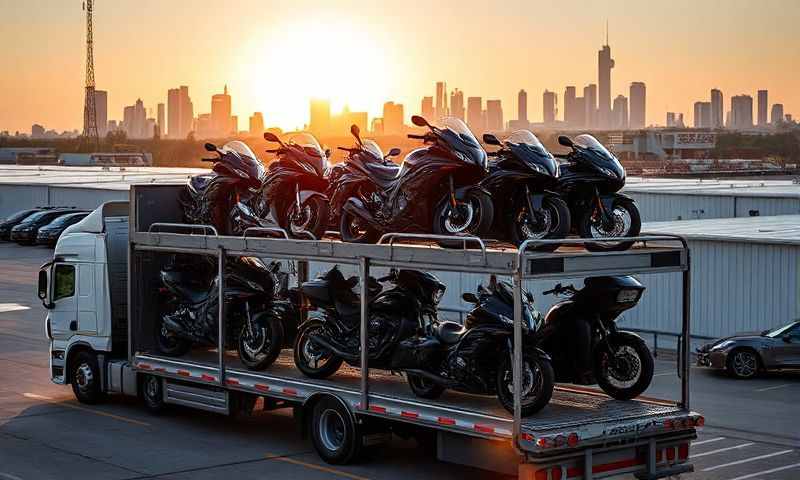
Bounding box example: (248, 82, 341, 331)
(324, 148, 331, 158)
(462, 292, 479, 304)
(525, 291, 535, 303)
(411, 115, 430, 128)
(263, 131, 281, 143)
(558, 135, 574, 148)
(387, 147, 401, 157)
(204, 143, 217, 152)
(350, 124, 362, 145)
(483, 133, 501, 146)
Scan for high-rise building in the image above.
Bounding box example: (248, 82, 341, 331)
(382, 101, 404, 135)
(730, 95, 753, 129)
(435, 82, 447, 119)
(309, 98, 331, 136)
(486, 100, 503, 131)
(666, 112, 676, 128)
(31, 124, 45, 138)
(249, 112, 264, 137)
(583, 84, 597, 128)
(94, 90, 107, 137)
(421, 96, 434, 121)
(211, 85, 233, 137)
(518, 89, 528, 123)
(771, 104, 784, 125)
(466, 97, 483, 132)
(449, 89, 465, 121)
(710, 89, 723, 128)
(168, 86, 193, 139)
(157, 103, 165, 137)
(629, 82, 646, 129)
(542, 90, 557, 125)
(612, 95, 628, 129)
(598, 43, 614, 129)
(180, 86, 193, 138)
(564, 86, 582, 127)
(757, 90, 768, 126)
(693, 101, 712, 128)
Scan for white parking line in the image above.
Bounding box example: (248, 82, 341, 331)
(653, 371, 673, 377)
(755, 383, 792, 392)
(693, 437, 725, 446)
(727, 462, 800, 480)
(0, 472, 24, 480)
(702, 449, 793, 471)
(693, 442, 754, 458)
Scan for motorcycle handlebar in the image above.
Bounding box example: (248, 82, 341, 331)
(265, 148, 281, 153)
(407, 134, 426, 140)
(201, 158, 217, 162)
(337, 146, 355, 152)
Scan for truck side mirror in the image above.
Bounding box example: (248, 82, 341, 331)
(37, 269, 48, 300)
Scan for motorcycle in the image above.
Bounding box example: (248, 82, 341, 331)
(156, 256, 298, 371)
(555, 134, 641, 251)
(339, 116, 493, 243)
(292, 266, 444, 379)
(328, 124, 401, 242)
(262, 131, 330, 240)
(397, 280, 554, 416)
(181, 141, 267, 236)
(539, 276, 654, 400)
(481, 130, 570, 250)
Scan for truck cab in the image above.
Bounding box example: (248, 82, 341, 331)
(38, 201, 130, 401)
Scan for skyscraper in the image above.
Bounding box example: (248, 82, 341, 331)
(693, 101, 712, 128)
(598, 43, 614, 128)
(466, 97, 483, 132)
(249, 112, 264, 137)
(629, 82, 646, 129)
(612, 95, 628, 129)
(710, 89, 723, 129)
(486, 100, 503, 131)
(157, 103, 165, 137)
(757, 90, 768, 126)
(179, 86, 193, 138)
(583, 84, 597, 128)
(383, 101, 404, 135)
(168, 86, 193, 139)
(450, 89, 465, 121)
(94, 90, 107, 137)
(211, 85, 233, 137)
(543, 90, 557, 125)
(730, 95, 753, 129)
(309, 98, 331, 136)
(771, 104, 784, 125)
(518, 89, 528, 123)
(564, 86, 580, 127)
(435, 81, 447, 119)
(421, 96, 434, 121)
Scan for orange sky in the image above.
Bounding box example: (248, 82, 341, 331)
(1, 0, 799, 133)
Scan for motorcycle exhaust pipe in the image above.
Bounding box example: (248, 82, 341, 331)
(342, 200, 383, 230)
(308, 334, 361, 362)
(403, 369, 458, 388)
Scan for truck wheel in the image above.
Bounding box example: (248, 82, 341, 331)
(311, 397, 363, 465)
(71, 351, 104, 405)
(407, 374, 445, 399)
(141, 374, 166, 414)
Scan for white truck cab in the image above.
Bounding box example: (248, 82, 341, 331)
(38, 201, 130, 401)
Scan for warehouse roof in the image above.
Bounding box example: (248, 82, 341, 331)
(625, 177, 800, 198)
(0, 165, 203, 190)
(643, 215, 800, 246)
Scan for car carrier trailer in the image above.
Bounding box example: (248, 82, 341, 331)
(39, 184, 703, 479)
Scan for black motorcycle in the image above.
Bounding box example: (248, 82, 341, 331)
(328, 125, 401, 242)
(481, 130, 570, 250)
(396, 280, 554, 416)
(262, 131, 330, 240)
(292, 266, 444, 378)
(556, 134, 641, 251)
(181, 141, 267, 236)
(540, 276, 654, 399)
(339, 116, 493, 242)
(156, 256, 297, 371)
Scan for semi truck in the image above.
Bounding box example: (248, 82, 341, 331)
(38, 184, 702, 479)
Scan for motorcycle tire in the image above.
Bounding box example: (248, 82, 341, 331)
(578, 198, 641, 252)
(287, 196, 329, 240)
(155, 320, 191, 357)
(293, 320, 344, 379)
(433, 190, 494, 248)
(510, 195, 570, 251)
(407, 373, 445, 399)
(593, 332, 654, 400)
(339, 209, 379, 243)
(496, 352, 554, 416)
(238, 314, 284, 371)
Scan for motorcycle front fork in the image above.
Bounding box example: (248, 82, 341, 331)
(244, 301, 254, 338)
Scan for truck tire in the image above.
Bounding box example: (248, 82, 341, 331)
(140, 374, 166, 414)
(70, 351, 104, 405)
(310, 397, 363, 465)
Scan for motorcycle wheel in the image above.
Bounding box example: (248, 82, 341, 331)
(510, 195, 570, 251)
(155, 320, 191, 357)
(579, 198, 641, 252)
(339, 210, 379, 243)
(497, 352, 554, 416)
(407, 373, 445, 399)
(293, 320, 344, 379)
(433, 190, 494, 247)
(287, 196, 329, 240)
(238, 314, 284, 371)
(593, 332, 654, 400)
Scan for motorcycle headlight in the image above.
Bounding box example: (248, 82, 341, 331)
(616, 289, 640, 303)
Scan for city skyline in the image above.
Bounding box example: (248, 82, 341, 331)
(2, 0, 799, 133)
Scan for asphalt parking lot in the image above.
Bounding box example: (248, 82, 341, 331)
(1, 242, 798, 479)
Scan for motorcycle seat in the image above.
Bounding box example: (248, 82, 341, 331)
(161, 270, 211, 304)
(189, 174, 215, 194)
(433, 321, 466, 344)
(363, 162, 400, 187)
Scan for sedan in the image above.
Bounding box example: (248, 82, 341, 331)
(9, 209, 80, 245)
(697, 320, 800, 379)
(36, 211, 90, 246)
(0, 208, 51, 240)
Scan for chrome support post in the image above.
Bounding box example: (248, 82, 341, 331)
(512, 268, 524, 452)
(297, 259, 309, 323)
(359, 256, 370, 410)
(218, 247, 226, 386)
(681, 250, 691, 410)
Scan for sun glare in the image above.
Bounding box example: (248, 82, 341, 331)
(244, 17, 395, 131)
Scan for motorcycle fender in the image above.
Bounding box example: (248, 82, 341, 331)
(454, 185, 491, 201)
(529, 346, 552, 362)
(298, 190, 327, 205)
(614, 330, 645, 344)
(599, 193, 634, 213)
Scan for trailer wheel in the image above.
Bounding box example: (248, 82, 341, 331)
(141, 374, 166, 414)
(70, 351, 104, 405)
(310, 397, 363, 465)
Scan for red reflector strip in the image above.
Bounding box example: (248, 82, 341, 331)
(282, 387, 297, 396)
(254, 384, 269, 392)
(154, 367, 166, 372)
(201, 374, 216, 382)
(369, 405, 387, 414)
(437, 417, 456, 426)
(474, 424, 495, 434)
(678, 443, 689, 460)
(225, 378, 239, 386)
(521, 433, 535, 442)
(400, 411, 419, 419)
(667, 447, 676, 461)
(138, 363, 152, 370)
(176, 369, 191, 377)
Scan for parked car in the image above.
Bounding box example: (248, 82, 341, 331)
(35, 211, 90, 246)
(0, 207, 57, 241)
(9, 209, 79, 245)
(697, 320, 800, 379)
